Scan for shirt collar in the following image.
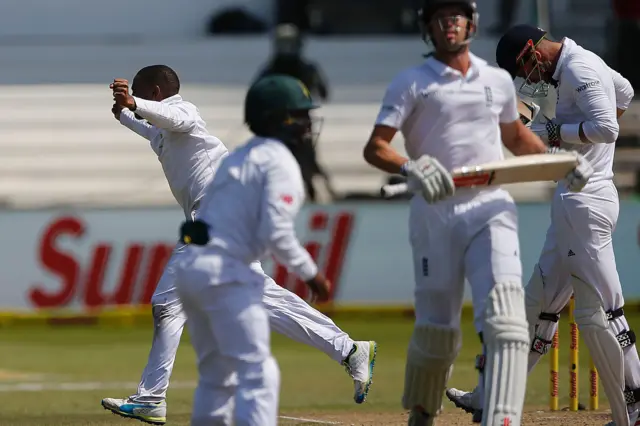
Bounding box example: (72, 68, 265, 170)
(424, 52, 485, 79)
(162, 94, 183, 104)
(552, 37, 575, 84)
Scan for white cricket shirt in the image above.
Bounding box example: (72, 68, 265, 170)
(376, 53, 520, 186)
(119, 94, 228, 218)
(554, 38, 623, 184)
(196, 136, 318, 282)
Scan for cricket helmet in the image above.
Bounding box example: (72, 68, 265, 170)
(244, 74, 320, 146)
(418, 0, 479, 51)
(496, 24, 550, 98)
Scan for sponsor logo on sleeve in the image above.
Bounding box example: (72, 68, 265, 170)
(575, 80, 600, 93)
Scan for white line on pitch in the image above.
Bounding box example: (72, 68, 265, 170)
(0, 382, 341, 424)
(278, 415, 341, 425)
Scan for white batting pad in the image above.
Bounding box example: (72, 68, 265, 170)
(402, 325, 461, 420)
(482, 282, 529, 426)
(573, 282, 630, 426)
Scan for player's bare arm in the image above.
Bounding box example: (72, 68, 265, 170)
(363, 125, 408, 174)
(500, 119, 547, 155)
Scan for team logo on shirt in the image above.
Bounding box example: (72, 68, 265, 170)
(484, 86, 493, 107)
(281, 194, 294, 204)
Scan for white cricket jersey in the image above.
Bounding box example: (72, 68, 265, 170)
(375, 53, 519, 200)
(196, 136, 318, 282)
(554, 38, 626, 184)
(119, 94, 228, 218)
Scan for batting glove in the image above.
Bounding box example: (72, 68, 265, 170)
(518, 99, 541, 128)
(531, 119, 562, 147)
(402, 155, 455, 204)
(547, 147, 594, 192)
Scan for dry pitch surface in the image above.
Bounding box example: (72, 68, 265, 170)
(0, 314, 629, 425)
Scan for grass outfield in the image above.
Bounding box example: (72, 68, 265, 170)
(0, 311, 631, 425)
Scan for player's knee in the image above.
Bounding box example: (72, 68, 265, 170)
(574, 307, 608, 331)
(151, 300, 184, 321)
(484, 282, 528, 344)
(571, 275, 610, 331)
(407, 325, 461, 368)
(237, 356, 281, 394)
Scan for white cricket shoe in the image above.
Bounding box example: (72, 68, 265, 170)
(101, 397, 167, 425)
(446, 387, 483, 423)
(342, 340, 377, 404)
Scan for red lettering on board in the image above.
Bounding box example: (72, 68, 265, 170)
(272, 211, 355, 300)
(28, 210, 355, 309)
(29, 216, 84, 308)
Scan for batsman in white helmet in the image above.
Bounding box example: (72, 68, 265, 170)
(363, 2, 593, 425)
(446, 25, 638, 426)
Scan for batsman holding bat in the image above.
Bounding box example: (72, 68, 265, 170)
(362, 1, 592, 425)
(446, 25, 640, 426)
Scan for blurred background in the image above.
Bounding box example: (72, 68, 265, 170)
(0, 2, 638, 424)
(0, 0, 638, 314)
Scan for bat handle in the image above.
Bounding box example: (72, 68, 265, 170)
(380, 183, 409, 198)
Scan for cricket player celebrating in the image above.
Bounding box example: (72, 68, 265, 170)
(102, 66, 376, 425)
(175, 74, 331, 426)
(363, 1, 592, 425)
(446, 25, 639, 426)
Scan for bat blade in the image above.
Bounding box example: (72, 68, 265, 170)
(452, 153, 577, 187)
(380, 153, 578, 197)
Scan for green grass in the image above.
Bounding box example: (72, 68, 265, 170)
(0, 311, 633, 425)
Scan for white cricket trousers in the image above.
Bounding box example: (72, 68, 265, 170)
(175, 247, 280, 426)
(410, 189, 522, 331)
(133, 244, 354, 403)
(527, 181, 640, 401)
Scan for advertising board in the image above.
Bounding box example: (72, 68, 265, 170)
(0, 202, 638, 312)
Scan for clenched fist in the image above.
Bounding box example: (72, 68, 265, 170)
(110, 79, 136, 110)
(305, 272, 331, 304)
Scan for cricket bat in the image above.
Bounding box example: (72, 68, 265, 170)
(381, 152, 578, 198)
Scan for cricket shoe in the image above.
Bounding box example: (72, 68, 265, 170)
(445, 387, 483, 423)
(101, 397, 167, 425)
(342, 340, 377, 404)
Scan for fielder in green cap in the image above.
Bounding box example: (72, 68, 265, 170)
(172, 74, 377, 425)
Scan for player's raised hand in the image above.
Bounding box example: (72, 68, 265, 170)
(111, 79, 136, 110)
(548, 147, 593, 192)
(403, 155, 455, 204)
(305, 272, 331, 304)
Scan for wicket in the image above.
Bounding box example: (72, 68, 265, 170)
(549, 296, 599, 411)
